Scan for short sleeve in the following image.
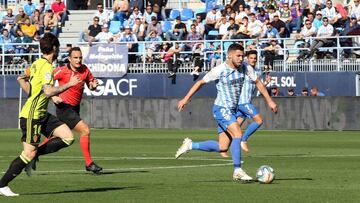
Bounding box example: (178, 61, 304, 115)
(53, 67, 62, 80)
(245, 65, 258, 82)
(202, 65, 222, 83)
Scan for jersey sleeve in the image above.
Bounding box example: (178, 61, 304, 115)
(41, 64, 54, 86)
(202, 65, 222, 83)
(245, 65, 258, 82)
(53, 67, 62, 80)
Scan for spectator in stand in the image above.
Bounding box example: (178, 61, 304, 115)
(129, 0, 144, 14)
(321, 0, 338, 26)
(166, 43, 182, 77)
(165, 16, 187, 41)
(147, 0, 168, 21)
(261, 23, 281, 40)
(51, 0, 68, 27)
(114, 26, 138, 62)
(310, 86, 325, 96)
(313, 11, 323, 30)
(270, 85, 283, 96)
(144, 30, 162, 62)
(263, 39, 284, 71)
(215, 15, 230, 39)
(279, 3, 291, 29)
(24, 0, 37, 16)
(14, 29, 32, 55)
(301, 87, 309, 96)
(2, 8, 16, 34)
(296, 19, 317, 59)
(0, 29, 15, 60)
(185, 24, 203, 50)
(15, 8, 28, 32)
(235, 4, 247, 24)
(230, 0, 246, 12)
(334, 3, 348, 27)
(271, 13, 286, 38)
(288, 1, 303, 33)
(146, 16, 162, 36)
(340, 17, 360, 58)
(128, 6, 142, 27)
(233, 16, 250, 39)
(223, 4, 233, 20)
(287, 87, 296, 96)
(349, 0, 360, 21)
(248, 13, 263, 38)
(307, 17, 334, 59)
(225, 17, 239, 39)
(193, 15, 205, 36)
(30, 9, 43, 35)
(80, 16, 101, 42)
(205, 6, 221, 36)
(21, 18, 37, 39)
(142, 5, 156, 24)
(267, 5, 281, 22)
(43, 9, 58, 36)
(37, 0, 51, 14)
(132, 18, 145, 41)
(189, 43, 205, 77)
(92, 24, 113, 43)
(94, 3, 112, 26)
(257, 8, 269, 23)
(307, 0, 325, 14)
(112, 0, 128, 27)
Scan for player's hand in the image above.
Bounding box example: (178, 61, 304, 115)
(90, 78, 99, 89)
(52, 96, 63, 104)
(178, 98, 189, 112)
(268, 101, 278, 113)
(68, 72, 81, 86)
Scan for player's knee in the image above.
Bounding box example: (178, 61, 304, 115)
(20, 150, 36, 164)
(62, 137, 75, 146)
(80, 126, 90, 136)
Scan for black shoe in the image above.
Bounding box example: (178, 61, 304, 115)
(85, 162, 103, 174)
(24, 157, 39, 177)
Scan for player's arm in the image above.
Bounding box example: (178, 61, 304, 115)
(17, 68, 31, 94)
(88, 78, 99, 91)
(178, 79, 206, 111)
(255, 79, 278, 113)
(43, 72, 81, 98)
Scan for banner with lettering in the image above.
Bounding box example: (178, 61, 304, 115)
(82, 44, 128, 77)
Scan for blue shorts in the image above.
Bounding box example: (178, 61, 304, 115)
(213, 105, 237, 134)
(217, 103, 259, 134)
(235, 103, 259, 119)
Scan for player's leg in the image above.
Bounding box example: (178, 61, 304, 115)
(73, 120, 102, 174)
(0, 118, 41, 196)
(219, 131, 232, 158)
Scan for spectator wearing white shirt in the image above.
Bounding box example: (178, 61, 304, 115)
(296, 19, 317, 59)
(321, 0, 338, 25)
(307, 17, 334, 58)
(132, 18, 145, 41)
(215, 15, 230, 38)
(92, 24, 113, 43)
(350, 0, 360, 21)
(248, 13, 263, 38)
(127, 6, 142, 27)
(205, 6, 222, 36)
(94, 3, 112, 26)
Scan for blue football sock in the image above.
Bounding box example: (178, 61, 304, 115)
(192, 140, 220, 152)
(230, 138, 241, 169)
(241, 122, 262, 142)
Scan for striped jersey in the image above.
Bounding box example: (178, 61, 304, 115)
(203, 62, 257, 109)
(19, 58, 54, 119)
(238, 62, 261, 104)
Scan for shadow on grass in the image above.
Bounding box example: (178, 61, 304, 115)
(36, 170, 149, 176)
(24, 186, 142, 195)
(195, 177, 313, 183)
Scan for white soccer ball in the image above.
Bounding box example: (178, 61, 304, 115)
(256, 165, 275, 184)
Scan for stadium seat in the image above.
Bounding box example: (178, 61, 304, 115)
(168, 9, 180, 21)
(162, 21, 172, 33)
(223, 42, 233, 52)
(109, 21, 121, 34)
(207, 30, 219, 40)
(181, 9, 193, 21)
(136, 42, 146, 62)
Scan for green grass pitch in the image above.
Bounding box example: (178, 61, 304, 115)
(0, 129, 359, 202)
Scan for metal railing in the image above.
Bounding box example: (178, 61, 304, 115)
(1, 35, 360, 75)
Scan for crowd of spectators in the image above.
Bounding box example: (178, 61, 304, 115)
(0, 0, 68, 64)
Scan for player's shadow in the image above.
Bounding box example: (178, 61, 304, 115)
(36, 170, 149, 176)
(273, 177, 313, 181)
(24, 186, 142, 196)
(195, 177, 313, 183)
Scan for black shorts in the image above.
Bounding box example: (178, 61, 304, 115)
(56, 102, 81, 129)
(20, 113, 64, 145)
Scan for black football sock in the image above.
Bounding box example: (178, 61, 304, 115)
(0, 157, 28, 187)
(36, 137, 71, 156)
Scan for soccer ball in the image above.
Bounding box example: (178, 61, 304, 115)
(256, 165, 275, 184)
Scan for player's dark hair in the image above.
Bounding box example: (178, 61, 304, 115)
(227, 43, 244, 54)
(247, 50, 257, 57)
(40, 33, 59, 55)
(69, 47, 82, 57)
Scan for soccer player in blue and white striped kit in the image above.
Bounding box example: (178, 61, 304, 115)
(176, 44, 277, 181)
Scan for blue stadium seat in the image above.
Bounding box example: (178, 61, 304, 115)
(181, 9, 193, 21)
(137, 42, 146, 62)
(223, 42, 233, 52)
(168, 9, 180, 21)
(162, 21, 172, 33)
(207, 30, 219, 40)
(109, 21, 121, 34)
